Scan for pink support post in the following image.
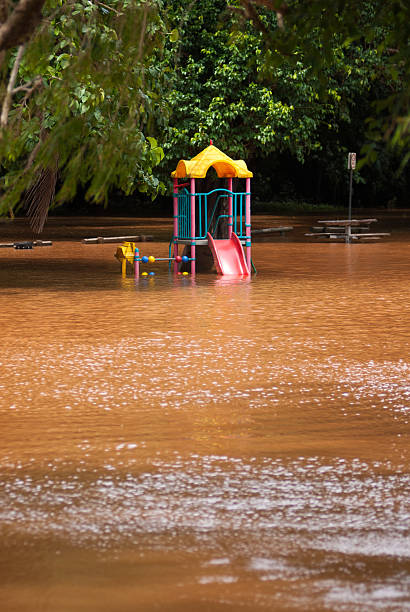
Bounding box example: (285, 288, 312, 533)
(227, 178, 233, 238)
(190, 178, 196, 276)
(245, 178, 251, 273)
(134, 247, 139, 279)
(173, 178, 179, 274)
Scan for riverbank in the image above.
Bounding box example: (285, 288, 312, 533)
(1, 209, 409, 244)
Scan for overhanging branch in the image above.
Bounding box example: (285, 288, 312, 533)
(1, 43, 25, 129)
(0, 0, 46, 53)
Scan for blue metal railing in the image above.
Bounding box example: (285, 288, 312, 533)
(177, 188, 191, 239)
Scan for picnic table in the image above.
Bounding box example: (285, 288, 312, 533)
(251, 226, 293, 236)
(305, 218, 390, 242)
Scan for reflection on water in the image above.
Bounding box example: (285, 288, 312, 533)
(0, 230, 409, 611)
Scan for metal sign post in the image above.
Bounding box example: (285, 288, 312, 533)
(346, 152, 356, 243)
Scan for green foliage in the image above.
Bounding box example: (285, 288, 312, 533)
(237, 0, 410, 166)
(0, 0, 169, 217)
(162, 1, 385, 163)
(160, 0, 408, 206)
(2, 0, 407, 218)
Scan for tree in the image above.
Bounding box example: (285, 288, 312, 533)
(163, 0, 337, 161)
(235, 0, 410, 169)
(0, 0, 169, 230)
(160, 0, 407, 206)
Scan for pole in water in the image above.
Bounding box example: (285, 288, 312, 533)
(134, 247, 140, 278)
(347, 152, 356, 244)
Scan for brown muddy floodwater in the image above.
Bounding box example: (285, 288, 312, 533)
(0, 215, 409, 612)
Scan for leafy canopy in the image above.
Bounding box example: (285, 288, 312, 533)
(0, 0, 171, 222)
(158, 0, 408, 206)
(235, 0, 410, 168)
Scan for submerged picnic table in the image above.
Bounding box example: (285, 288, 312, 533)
(251, 226, 293, 236)
(305, 219, 390, 242)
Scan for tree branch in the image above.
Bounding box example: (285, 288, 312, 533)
(0, 0, 9, 24)
(93, 1, 122, 16)
(138, 5, 148, 61)
(1, 43, 25, 129)
(239, 0, 288, 29)
(12, 74, 42, 95)
(0, 0, 46, 53)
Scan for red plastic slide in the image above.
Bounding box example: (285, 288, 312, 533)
(207, 232, 249, 276)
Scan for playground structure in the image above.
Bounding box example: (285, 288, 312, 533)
(114, 143, 253, 278)
(170, 142, 252, 276)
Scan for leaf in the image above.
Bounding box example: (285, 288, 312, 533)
(170, 29, 179, 43)
(147, 136, 157, 149)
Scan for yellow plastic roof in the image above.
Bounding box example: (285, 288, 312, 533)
(171, 144, 253, 179)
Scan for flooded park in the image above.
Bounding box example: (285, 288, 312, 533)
(0, 213, 409, 611)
